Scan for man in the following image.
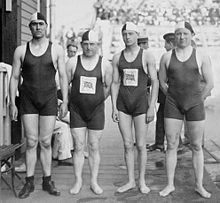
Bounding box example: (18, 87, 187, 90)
(53, 41, 78, 165)
(159, 22, 213, 198)
(111, 22, 158, 194)
(9, 12, 68, 199)
(138, 35, 151, 91)
(137, 36, 149, 50)
(66, 30, 113, 195)
(148, 33, 175, 152)
(67, 42, 78, 59)
(52, 100, 73, 166)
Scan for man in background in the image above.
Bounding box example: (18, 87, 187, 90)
(147, 33, 175, 152)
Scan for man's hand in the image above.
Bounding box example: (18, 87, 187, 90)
(112, 108, 119, 123)
(10, 104, 18, 121)
(146, 106, 154, 124)
(58, 102, 68, 119)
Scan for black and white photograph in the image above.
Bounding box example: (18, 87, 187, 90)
(0, 0, 220, 202)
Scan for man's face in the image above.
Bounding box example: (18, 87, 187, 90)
(139, 41, 149, 50)
(164, 41, 174, 51)
(122, 30, 138, 46)
(67, 46, 77, 58)
(81, 41, 98, 57)
(29, 20, 47, 39)
(175, 28, 192, 48)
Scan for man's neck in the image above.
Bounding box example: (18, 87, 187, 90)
(176, 45, 192, 53)
(82, 53, 99, 61)
(125, 44, 139, 52)
(31, 37, 48, 46)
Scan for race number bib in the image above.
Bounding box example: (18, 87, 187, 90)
(123, 69, 138, 86)
(80, 76, 97, 94)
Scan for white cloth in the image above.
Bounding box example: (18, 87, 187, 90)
(52, 120, 73, 160)
(0, 62, 12, 106)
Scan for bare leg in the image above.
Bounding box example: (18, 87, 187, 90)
(39, 116, 56, 176)
(22, 115, 39, 177)
(134, 114, 150, 194)
(117, 112, 136, 193)
(88, 130, 103, 195)
(70, 128, 86, 194)
(187, 121, 211, 199)
(159, 118, 183, 197)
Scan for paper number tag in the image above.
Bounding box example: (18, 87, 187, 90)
(123, 69, 138, 86)
(80, 76, 97, 94)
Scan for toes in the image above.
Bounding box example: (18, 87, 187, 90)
(195, 188, 211, 199)
(139, 186, 150, 194)
(90, 185, 103, 195)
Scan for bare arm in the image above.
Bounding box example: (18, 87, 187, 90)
(9, 46, 23, 120)
(55, 44, 68, 118)
(145, 51, 159, 109)
(110, 53, 121, 122)
(102, 58, 113, 99)
(56, 45, 68, 104)
(199, 52, 214, 100)
(158, 53, 169, 95)
(144, 50, 159, 123)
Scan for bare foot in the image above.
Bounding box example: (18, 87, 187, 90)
(90, 183, 103, 195)
(159, 185, 175, 197)
(70, 180, 82, 195)
(195, 187, 211, 199)
(139, 184, 150, 194)
(117, 182, 136, 193)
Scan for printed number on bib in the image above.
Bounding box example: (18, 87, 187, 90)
(80, 76, 97, 94)
(123, 69, 138, 86)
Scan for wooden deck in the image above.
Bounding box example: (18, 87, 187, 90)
(1, 99, 220, 203)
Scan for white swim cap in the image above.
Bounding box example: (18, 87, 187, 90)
(122, 22, 139, 33)
(81, 30, 99, 42)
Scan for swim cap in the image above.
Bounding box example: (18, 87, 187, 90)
(175, 21, 195, 35)
(81, 30, 99, 42)
(29, 12, 47, 25)
(163, 33, 175, 42)
(122, 22, 139, 33)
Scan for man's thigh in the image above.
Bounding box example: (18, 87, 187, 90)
(88, 130, 103, 146)
(39, 115, 56, 140)
(118, 111, 133, 143)
(22, 114, 39, 139)
(70, 127, 87, 146)
(186, 120, 205, 144)
(165, 118, 183, 144)
(133, 114, 147, 145)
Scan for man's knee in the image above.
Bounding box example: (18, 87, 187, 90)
(26, 137, 38, 149)
(124, 141, 134, 152)
(191, 142, 202, 152)
(88, 142, 99, 153)
(136, 143, 145, 152)
(166, 134, 179, 150)
(74, 140, 85, 152)
(39, 137, 51, 149)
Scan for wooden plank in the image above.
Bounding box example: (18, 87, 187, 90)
(21, 24, 31, 35)
(21, 0, 37, 11)
(21, 33, 32, 44)
(21, 1, 37, 14)
(21, 18, 30, 27)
